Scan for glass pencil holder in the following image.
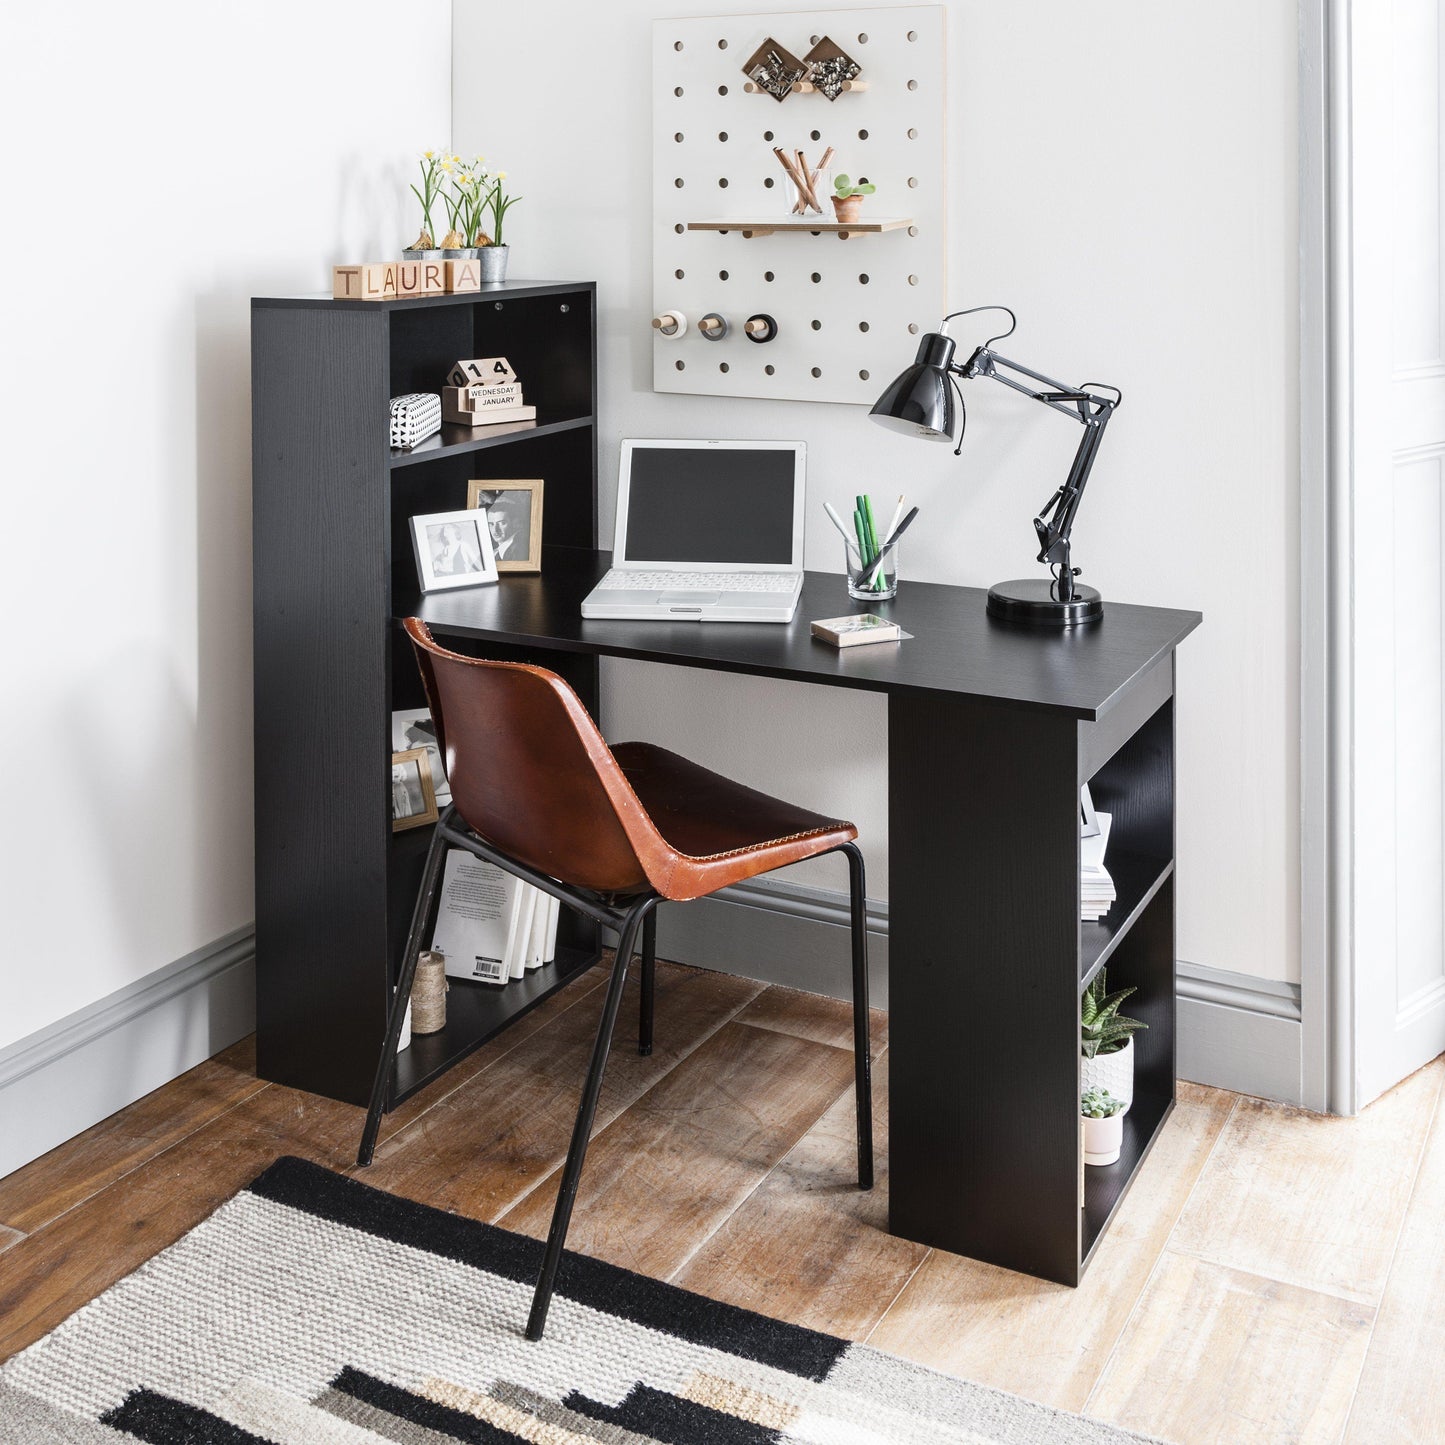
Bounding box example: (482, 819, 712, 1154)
(845, 539, 899, 602)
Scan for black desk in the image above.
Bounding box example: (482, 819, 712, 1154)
(409, 547, 1201, 1285)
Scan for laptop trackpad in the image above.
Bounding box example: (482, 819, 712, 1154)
(660, 592, 719, 607)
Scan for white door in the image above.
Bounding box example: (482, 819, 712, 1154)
(1350, 0, 1445, 1105)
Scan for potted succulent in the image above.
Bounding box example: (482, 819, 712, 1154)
(477, 169, 522, 284)
(1080, 968, 1146, 1107)
(832, 174, 876, 224)
(405, 150, 447, 258)
(1081, 1086, 1127, 1167)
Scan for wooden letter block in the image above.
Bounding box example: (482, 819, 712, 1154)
(421, 260, 445, 295)
(445, 258, 481, 293)
(446, 356, 517, 388)
(395, 261, 424, 298)
(332, 264, 394, 301)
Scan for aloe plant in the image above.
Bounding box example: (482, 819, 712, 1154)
(1081, 1086, 1126, 1118)
(833, 173, 877, 199)
(1081, 969, 1146, 1059)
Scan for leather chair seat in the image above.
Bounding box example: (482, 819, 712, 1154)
(610, 742, 858, 901)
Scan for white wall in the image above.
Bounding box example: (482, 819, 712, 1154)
(0, 2, 452, 1053)
(455, 0, 1300, 984)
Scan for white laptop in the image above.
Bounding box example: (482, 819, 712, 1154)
(581, 438, 806, 623)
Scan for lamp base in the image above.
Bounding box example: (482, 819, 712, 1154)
(987, 578, 1103, 626)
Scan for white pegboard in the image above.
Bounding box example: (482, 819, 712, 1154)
(652, 6, 946, 405)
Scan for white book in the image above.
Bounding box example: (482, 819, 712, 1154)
(505, 886, 537, 980)
(525, 887, 548, 971)
(1081, 810, 1113, 874)
(431, 850, 527, 984)
(543, 893, 560, 963)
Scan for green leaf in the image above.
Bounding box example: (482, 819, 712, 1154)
(856, 182, 876, 194)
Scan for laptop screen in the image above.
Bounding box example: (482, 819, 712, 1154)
(622, 445, 799, 565)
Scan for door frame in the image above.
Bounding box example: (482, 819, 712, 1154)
(1299, 0, 1355, 1115)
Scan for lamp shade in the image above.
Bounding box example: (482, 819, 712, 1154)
(868, 331, 958, 441)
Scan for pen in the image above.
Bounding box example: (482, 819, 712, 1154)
(823, 501, 855, 547)
(861, 505, 920, 586)
(879, 494, 906, 549)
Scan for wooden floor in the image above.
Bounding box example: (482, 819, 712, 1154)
(1, 958, 1442, 1444)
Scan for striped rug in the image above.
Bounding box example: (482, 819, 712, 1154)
(0, 1157, 1156, 1444)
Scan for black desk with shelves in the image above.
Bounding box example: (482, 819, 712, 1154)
(252, 283, 1200, 1287)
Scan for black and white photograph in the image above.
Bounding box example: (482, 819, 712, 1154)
(409, 507, 498, 592)
(467, 478, 544, 573)
(390, 747, 438, 832)
(391, 708, 450, 806)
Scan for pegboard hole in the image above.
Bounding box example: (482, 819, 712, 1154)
(674, 178, 684, 188)
(674, 86, 684, 97)
(718, 177, 729, 188)
(859, 321, 870, 332)
(907, 225, 918, 237)
(811, 271, 822, 283)
(720, 361, 730, 372)
(763, 177, 775, 188)
(674, 132, 684, 142)
(908, 323, 920, 334)
(857, 32, 868, 43)
(908, 275, 918, 285)
(858, 129, 869, 140)
(674, 268, 685, 279)
(674, 223, 685, 234)
(907, 29, 918, 41)
(764, 130, 774, 141)
(718, 84, 729, 95)
(673, 40, 684, 50)
(811, 319, 822, 330)
(718, 131, 729, 141)
(717, 37, 728, 48)
(858, 273, 870, 284)
(908, 177, 918, 189)
(765, 364, 776, 375)
(810, 34, 819, 44)
(764, 271, 775, 282)
(810, 129, 821, 141)
(811, 367, 823, 378)
(719, 269, 729, 280)
(675, 359, 686, 370)
(860, 369, 870, 380)
(907, 79, 918, 90)
(907, 127, 918, 139)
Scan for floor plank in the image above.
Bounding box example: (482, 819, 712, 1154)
(0, 1038, 268, 1235)
(0, 1083, 365, 1362)
(865, 1082, 1236, 1411)
(733, 984, 889, 1056)
(1169, 1059, 1442, 1304)
(0, 1227, 21, 1255)
(498, 1021, 855, 1280)
(1087, 1252, 1375, 1445)
(1343, 1069, 1445, 1443)
(357, 961, 763, 1222)
(672, 1051, 926, 1340)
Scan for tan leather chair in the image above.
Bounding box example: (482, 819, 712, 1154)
(358, 618, 873, 1340)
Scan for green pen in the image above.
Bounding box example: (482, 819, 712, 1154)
(860, 494, 884, 590)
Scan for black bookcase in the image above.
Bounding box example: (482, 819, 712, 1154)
(251, 281, 601, 1107)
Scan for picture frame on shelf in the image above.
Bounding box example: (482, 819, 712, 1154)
(392, 708, 450, 807)
(467, 478, 544, 573)
(391, 747, 438, 832)
(410, 508, 499, 591)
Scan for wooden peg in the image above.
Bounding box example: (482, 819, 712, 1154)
(698, 313, 729, 339)
(652, 310, 687, 337)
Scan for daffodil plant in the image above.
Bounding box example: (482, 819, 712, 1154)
(481, 170, 522, 248)
(409, 150, 447, 250)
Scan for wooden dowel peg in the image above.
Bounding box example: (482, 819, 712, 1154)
(698, 313, 729, 339)
(652, 310, 687, 337)
(744, 314, 778, 343)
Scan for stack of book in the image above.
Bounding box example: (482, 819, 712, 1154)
(1081, 807, 1116, 923)
(429, 849, 560, 985)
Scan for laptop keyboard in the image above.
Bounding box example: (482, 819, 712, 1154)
(594, 569, 795, 593)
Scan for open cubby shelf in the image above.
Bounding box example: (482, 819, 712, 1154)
(1081, 852, 1173, 990)
(252, 280, 601, 1109)
(1082, 1086, 1172, 1262)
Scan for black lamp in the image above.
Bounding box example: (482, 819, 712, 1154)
(870, 306, 1122, 626)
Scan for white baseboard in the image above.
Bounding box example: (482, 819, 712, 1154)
(656, 879, 1306, 1106)
(0, 927, 257, 1181)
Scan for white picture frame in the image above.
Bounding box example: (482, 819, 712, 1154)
(410, 508, 498, 592)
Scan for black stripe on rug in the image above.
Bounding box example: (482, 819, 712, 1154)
(99, 1388, 270, 1444)
(563, 1383, 783, 1445)
(331, 1366, 529, 1443)
(248, 1157, 848, 1382)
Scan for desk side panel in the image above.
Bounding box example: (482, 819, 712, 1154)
(888, 693, 1083, 1283)
(253, 305, 390, 1104)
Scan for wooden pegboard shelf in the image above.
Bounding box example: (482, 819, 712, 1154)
(686, 216, 915, 239)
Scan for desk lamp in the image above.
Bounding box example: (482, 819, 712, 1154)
(869, 306, 1122, 626)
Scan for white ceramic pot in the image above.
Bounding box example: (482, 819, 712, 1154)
(1082, 1110, 1125, 1166)
(1081, 1034, 1134, 1107)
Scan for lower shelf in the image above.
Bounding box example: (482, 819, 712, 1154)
(1081, 1087, 1174, 1265)
(391, 946, 600, 1103)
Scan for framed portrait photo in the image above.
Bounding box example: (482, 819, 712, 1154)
(391, 747, 439, 832)
(410, 508, 499, 592)
(466, 478, 544, 573)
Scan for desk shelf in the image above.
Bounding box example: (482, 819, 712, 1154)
(685, 216, 915, 239)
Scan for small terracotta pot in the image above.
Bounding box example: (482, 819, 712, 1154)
(832, 193, 864, 224)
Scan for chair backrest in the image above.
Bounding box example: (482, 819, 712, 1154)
(404, 618, 662, 894)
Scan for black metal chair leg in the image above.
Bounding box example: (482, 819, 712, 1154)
(357, 816, 450, 1167)
(639, 907, 657, 1056)
(527, 896, 656, 1341)
(842, 842, 874, 1191)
